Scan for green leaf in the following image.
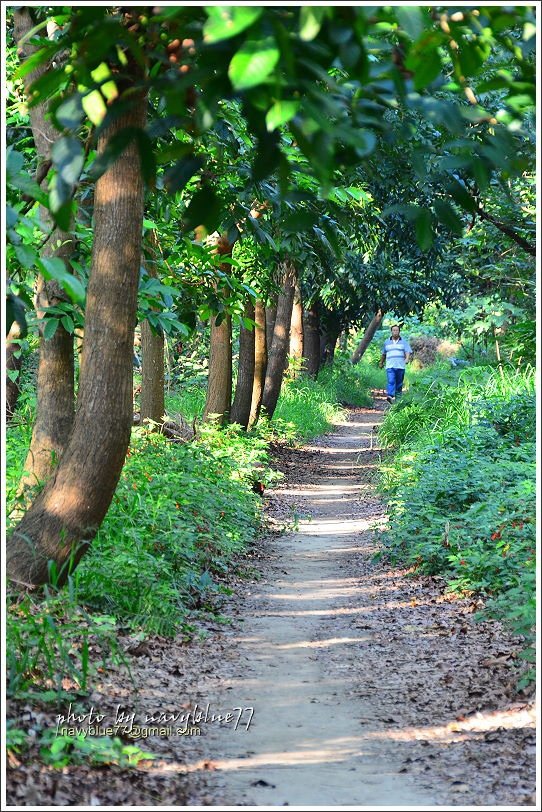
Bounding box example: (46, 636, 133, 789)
(445, 177, 477, 213)
(6, 148, 24, 176)
(228, 37, 280, 91)
(433, 200, 463, 236)
(43, 318, 59, 340)
(415, 208, 433, 251)
(164, 155, 203, 194)
(38, 257, 86, 305)
(395, 6, 425, 41)
(299, 7, 327, 41)
(265, 100, 299, 132)
(283, 210, 318, 233)
(81, 89, 107, 126)
(6, 294, 28, 337)
(203, 7, 262, 43)
(56, 94, 86, 130)
(52, 137, 85, 186)
(182, 187, 222, 233)
(408, 49, 442, 90)
(14, 244, 37, 269)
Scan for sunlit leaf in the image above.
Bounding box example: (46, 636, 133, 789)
(204, 6, 262, 43)
(229, 37, 280, 91)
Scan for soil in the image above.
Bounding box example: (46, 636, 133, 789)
(6, 398, 537, 807)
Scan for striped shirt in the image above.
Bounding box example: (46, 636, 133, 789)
(382, 337, 412, 369)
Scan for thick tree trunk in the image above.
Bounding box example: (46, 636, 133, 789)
(6, 322, 23, 421)
(140, 320, 165, 427)
(351, 309, 384, 364)
(230, 300, 255, 429)
(262, 262, 296, 419)
(248, 299, 267, 429)
(303, 304, 321, 379)
(15, 9, 76, 491)
(288, 281, 304, 375)
(7, 91, 147, 588)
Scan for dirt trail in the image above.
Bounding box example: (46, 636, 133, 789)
(197, 401, 536, 807)
(201, 405, 436, 806)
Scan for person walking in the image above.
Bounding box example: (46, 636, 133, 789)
(379, 324, 412, 403)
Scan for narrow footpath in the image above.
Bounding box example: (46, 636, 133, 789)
(194, 400, 536, 807)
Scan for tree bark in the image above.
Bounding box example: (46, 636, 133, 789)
(14, 9, 76, 492)
(6, 322, 23, 421)
(288, 281, 304, 376)
(202, 313, 232, 424)
(303, 304, 321, 379)
(262, 262, 296, 419)
(7, 89, 147, 588)
(202, 234, 235, 424)
(265, 301, 277, 343)
(140, 320, 165, 427)
(320, 326, 341, 366)
(351, 308, 384, 364)
(248, 299, 267, 429)
(230, 300, 255, 429)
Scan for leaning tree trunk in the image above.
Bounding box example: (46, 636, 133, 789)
(288, 281, 304, 376)
(351, 308, 384, 364)
(248, 299, 267, 429)
(303, 304, 321, 379)
(262, 262, 296, 419)
(15, 9, 76, 492)
(7, 90, 147, 589)
(140, 320, 165, 428)
(6, 322, 23, 422)
(230, 299, 255, 429)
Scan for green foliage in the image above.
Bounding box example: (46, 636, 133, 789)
(271, 360, 371, 440)
(74, 425, 270, 635)
(378, 365, 536, 680)
(39, 730, 155, 768)
(6, 591, 120, 700)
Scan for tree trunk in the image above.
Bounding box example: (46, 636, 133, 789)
(230, 300, 255, 429)
(202, 314, 232, 424)
(7, 89, 147, 589)
(320, 326, 341, 366)
(6, 322, 23, 421)
(303, 304, 321, 379)
(265, 301, 277, 343)
(202, 234, 235, 424)
(248, 299, 267, 429)
(140, 320, 165, 427)
(288, 281, 304, 376)
(262, 262, 296, 419)
(15, 9, 76, 492)
(351, 309, 384, 364)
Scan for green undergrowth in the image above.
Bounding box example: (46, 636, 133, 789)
(272, 359, 372, 439)
(6, 358, 372, 713)
(377, 364, 536, 686)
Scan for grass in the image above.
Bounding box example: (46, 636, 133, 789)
(377, 363, 536, 687)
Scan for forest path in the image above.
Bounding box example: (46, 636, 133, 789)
(195, 399, 535, 807)
(201, 400, 436, 806)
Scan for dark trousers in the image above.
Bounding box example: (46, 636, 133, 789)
(386, 367, 405, 398)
